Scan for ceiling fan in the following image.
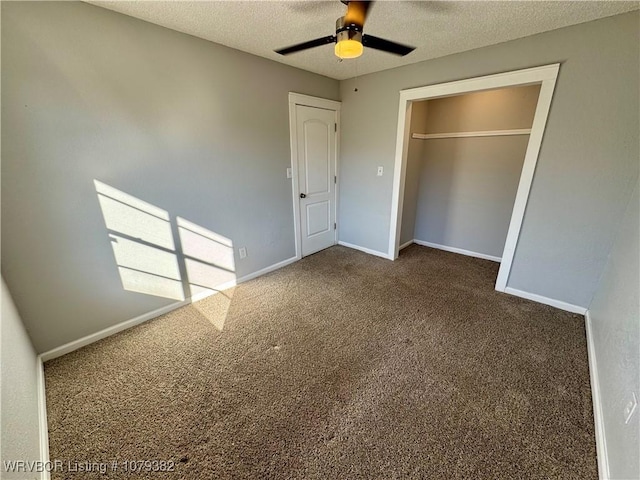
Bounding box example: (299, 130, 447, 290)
(275, 0, 415, 60)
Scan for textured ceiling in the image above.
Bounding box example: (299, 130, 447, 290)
(87, 1, 639, 80)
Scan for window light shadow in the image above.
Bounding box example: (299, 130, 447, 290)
(178, 216, 236, 302)
(95, 180, 175, 250)
(95, 180, 237, 331)
(109, 233, 184, 301)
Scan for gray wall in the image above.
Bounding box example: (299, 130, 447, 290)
(1, 2, 339, 352)
(419, 85, 541, 133)
(399, 101, 427, 246)
(1, 278, 42, 479)
(338, 11, 639, 307)
(414, 136, 528, 258)
(588, 179, 639, 480)
(411, 86, 539, 258)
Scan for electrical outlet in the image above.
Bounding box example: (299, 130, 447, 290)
(624, 392, 637, 424)
(286, 167, 292, 179)
(377, 166, 384, 176)
(238, 247, 247, 259)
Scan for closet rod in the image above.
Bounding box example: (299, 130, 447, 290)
(412, 128, 532, 140)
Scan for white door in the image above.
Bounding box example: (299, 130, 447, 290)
(295, 105, 337, 257)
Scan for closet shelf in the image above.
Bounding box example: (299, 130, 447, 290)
(412, 128, 532, 140)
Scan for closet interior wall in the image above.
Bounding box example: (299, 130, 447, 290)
(401, 85, 541, 260)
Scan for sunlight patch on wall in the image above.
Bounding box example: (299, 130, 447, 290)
(178, 216, 236, 300)
(95, 180, 185, 301)
(109, 233, 184, 301)
(95, 180, 175, 250)
(95, 180, 237, 329)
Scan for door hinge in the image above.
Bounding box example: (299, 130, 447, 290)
(334, 175, 337, 184)
(334, 223, 337, 230)
(334, 123, 337, 132)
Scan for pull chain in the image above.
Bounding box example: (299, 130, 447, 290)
(354, 58, 359, 92)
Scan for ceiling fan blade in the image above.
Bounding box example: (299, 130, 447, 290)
(362, 34, 415, 56)
(275, 35, 336, 55)
(344, 1, 373, 27)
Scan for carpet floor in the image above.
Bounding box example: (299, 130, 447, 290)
(44, 245, 597, 479)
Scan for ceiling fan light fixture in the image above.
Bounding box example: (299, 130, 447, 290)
(334, 15, 363, 59)
(335, 38, 363, 59)
(274, 3, 415, 59)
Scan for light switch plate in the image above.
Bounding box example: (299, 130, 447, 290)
(377, 166, 384, 176)
(286, 167, 292, 179)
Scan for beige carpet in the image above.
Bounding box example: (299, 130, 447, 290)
(44, 245, 597, 479)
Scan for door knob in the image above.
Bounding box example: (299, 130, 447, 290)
(300, 193, 306, 198)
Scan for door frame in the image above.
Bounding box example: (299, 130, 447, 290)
(388, 64, 560, 292)
(288, 92, 341, 260)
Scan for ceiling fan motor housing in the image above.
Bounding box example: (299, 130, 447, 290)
(335, 16, 363, 44)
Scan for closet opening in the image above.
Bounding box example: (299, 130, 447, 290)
(388, 65, 560, 292)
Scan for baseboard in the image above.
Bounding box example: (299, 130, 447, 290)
(190, 290, 217, 303)
(39, 256, 300, 362)
(412, 239, 502, 263)
(503, 287, 587, 315)
(399, 240, 414, 250)
(39, 300, 189, 362)
(36, 356, 51, 480)
(236, 256, 298, 283)
(337, 241, 392, 260)
(585, 311, 610, 480)
(189, 279, 238, 303)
